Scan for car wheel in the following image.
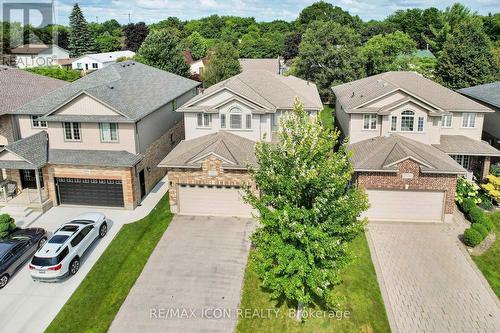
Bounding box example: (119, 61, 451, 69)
(38, 237, 47, 249)
(0, 274, 9, 289)
(99, 223, 107, 238)
(69, 258, 80, 276)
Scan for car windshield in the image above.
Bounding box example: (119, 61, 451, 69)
(48, 235, 69, 244)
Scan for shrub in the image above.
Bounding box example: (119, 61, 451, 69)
(472, 223, 489, 238)
(463, 228, 484, 247)
(0, 213, 15, 238)
(480, 218, 494, 232)
(482, 174, 500, 204)
(460, 197, 476, 213)
(455, 177, 481, 204)
(469, 207, 485, 223)
(478, 193, 494, 210)
(490, 164, 500, 176)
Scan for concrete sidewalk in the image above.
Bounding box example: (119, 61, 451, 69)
(109, 215, 255, 333)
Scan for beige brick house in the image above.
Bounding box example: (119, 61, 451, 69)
(0, 61, 199, 210)
(159, 70, 323, 217)
(333, 71, 500, 223)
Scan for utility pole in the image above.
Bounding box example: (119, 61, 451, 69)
(128, 13, 131, 24)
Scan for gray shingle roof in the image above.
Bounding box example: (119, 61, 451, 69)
(1, 131, 48, 168)
(458, 82, 500, 109)
(13, 61, 200, 121)
(0, 66, 67, 115)
(239, 58, 280, 74)
(433, 135, 500, 157)
(349, 135, 465, 174)
(49, 149, 143, 167)
(159, 131, 257, 169)
(181, 70, 322, 112)
(332, 71, 492, 113)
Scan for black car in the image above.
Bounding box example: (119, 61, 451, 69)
(0, 228, 48, 289)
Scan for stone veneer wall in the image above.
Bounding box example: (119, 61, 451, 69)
(167, 156, 256, 213)
(355, 159, 458, 215)
(134, 119, 185, 200)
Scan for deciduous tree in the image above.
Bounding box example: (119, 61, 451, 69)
(124, 22, 149, 52)
(202, 42, 241, 87)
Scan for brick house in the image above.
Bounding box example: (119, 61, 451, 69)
(333, 71, 500, 223)
(0, 61, 199, 210)
(158, 70, 323, 217)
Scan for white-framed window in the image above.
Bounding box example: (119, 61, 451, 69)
(220, 114, 226, 128)
(391, 116, 397, 131)
(246, 114, 252, 129)
(197, 113, 211, 128)
(462, 113, 476, 128)
(441, 114, 452, 128)
(400, 110, 415, 132)
(92, 63, 98, 69)
(100, 123, 118, 142)
(452, 155, 471, 169)
(76, 63, 82, 69)
(417, 116, 424, 132)
(229, 107, 246, 129)
(363, 113, 377, 130)
(31, 115, 47, 128)
(64, 122, 81, 141)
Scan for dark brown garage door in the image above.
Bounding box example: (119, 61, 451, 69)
(55, 177, 124, 207)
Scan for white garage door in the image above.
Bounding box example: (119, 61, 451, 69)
(364, 189, 444, 222)
(178, 185, 254, 217)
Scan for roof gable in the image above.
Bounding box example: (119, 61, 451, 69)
(47, 92, 127, 118)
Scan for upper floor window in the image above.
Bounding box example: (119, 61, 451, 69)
(31, 115, 47, 128)
(64, 122, 80, 141)
(92, 63, 98, 69)
(246, 114, 252, 129)
(100, 123, 118, 142)
(197, 113, 211, 128)
(220, 114, 226, 128)
(400, 110, 415, 132)
(391, 116, 397, 131)
(228, 107, 251, 130)
(417, 116, 424, 132)
(462, 113, 476, 128)
(363, 114, 377, 130)
(441, 114, 452, 128)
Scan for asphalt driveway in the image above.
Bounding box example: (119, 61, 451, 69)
(109, 215, 255, 333)
(367, 221, 500, 333)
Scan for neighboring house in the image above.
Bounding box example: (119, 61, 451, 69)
(72, 50, 136, 71)
(458, 82, 500, 153)
(10, 44, 70, 68)
(0, 61, 199, 210)
(333, 71, 500, 223)
(159, 70, 322, 217)
(0, 66, 67, 146)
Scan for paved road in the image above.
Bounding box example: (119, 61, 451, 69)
(109, 215, 255, 333)
(367, 221, 500, 333)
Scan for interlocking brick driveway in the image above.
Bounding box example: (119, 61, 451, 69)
(367, 222, 500, 333)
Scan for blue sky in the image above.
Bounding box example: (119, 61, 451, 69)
(8, 0, 500, 25)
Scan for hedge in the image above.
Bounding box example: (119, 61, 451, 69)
(472, 223, 489, 238)
(461, 198, 476, 213)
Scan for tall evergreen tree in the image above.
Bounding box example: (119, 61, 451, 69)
(68, 4, 95, 57)
(435, 18, 499, 89)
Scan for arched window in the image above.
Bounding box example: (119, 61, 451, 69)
(400, 110, 415, 131)
(229, 107, 243, 129)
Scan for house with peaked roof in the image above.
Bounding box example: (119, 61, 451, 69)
(71, 50, 136, 71)
(458, 82, 500, 153)
(333, 71, 500, 223)
(158, 70, 322, 217)
(0, 61, 199, 210)
(10, 44, 70, 68)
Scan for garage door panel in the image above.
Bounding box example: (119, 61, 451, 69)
(364, 190, 444, 222)
(178, 185, 253, 217)
(56, 178, 124, 207)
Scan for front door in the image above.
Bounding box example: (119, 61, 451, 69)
(20, 170, 41, 189)
(139, 170, 146, 199)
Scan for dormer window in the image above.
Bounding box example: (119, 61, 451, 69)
(400, 110, 415, 132)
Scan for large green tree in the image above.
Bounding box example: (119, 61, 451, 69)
(136, 30, 190, 77)
(245, 99, 368, 319)
(181, 31, 208, 60)
(297, 1, 361, 29)
(435, 18, 499, 89)
(123, 22, 149, 52)
(202, 42, 241, 87)
(95, 32, 121, 52)
(292, 21, 365, 101)
(68, 3, 95, 57)
(361, 31, 417, 75)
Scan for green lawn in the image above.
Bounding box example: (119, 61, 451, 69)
(472, 211, 500, 297)
(319, 105, 335, 130)
(236, 233, 391, 333)
(45, 194, 173, 333)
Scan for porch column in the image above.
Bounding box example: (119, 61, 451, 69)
(482, 156, 491, 181)
(35, 168, 43, 203)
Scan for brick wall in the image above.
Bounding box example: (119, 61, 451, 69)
(355, 159, 458, 214)
(135, 119, 185, 200)
(167, 156, 256, 213)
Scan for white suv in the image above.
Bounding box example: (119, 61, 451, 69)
(29, 213, 108, 281)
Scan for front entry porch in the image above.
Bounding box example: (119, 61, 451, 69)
(0, 169, 52, 211)
(450, 155, 491, 181)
